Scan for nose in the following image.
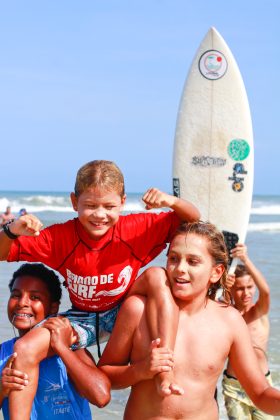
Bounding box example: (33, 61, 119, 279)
(93, 206, 106, 219)
(243, 288, 250, 297)
(176, 259, 187, 273)
(17, 294, 30, 307)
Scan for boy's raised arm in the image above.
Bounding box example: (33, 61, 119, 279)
(232, 243, 270, 314)
(142, 188, 200, 222)
(0, 215, 43, 260)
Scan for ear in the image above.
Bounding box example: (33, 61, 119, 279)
(120, 194, 126, 210)
(210, 264, 225, 284)
(70, 192, 78, 212)
(49, 302, 59, 315)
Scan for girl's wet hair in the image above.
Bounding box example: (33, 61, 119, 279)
(9, 263, 62, 303)
(171, 221, 231, 304)
(74, 160, 125, 197)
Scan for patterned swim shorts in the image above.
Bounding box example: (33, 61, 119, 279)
(222, 370, 274, 420)
(37, 304, 121, 350)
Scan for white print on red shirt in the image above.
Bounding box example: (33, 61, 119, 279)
(66, 266, 133, 300)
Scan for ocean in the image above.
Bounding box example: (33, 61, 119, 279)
(0, 191, 280, 419)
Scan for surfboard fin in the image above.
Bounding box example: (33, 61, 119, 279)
(222, 231, 239, 265)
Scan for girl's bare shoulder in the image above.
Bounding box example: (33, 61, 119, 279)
(210, 299, 244, 322)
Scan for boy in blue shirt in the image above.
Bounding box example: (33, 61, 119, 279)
(0, 263, 110, 419)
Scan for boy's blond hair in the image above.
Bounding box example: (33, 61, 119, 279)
(74, 160, 125, 197)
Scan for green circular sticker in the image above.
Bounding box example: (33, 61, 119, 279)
(228, 139, 250, 161)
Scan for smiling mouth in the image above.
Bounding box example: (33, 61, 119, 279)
(175, 278, 190, 284)
(91, 222, 108, 227)
(14, 313, 33, 319)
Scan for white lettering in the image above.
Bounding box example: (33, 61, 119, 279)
(54, 407, 71, 415)
(84, 276, 91, 285)
(91, 276, 99, 285)
(68, 280, 78, 293)
(66, 269, 114, 287)
(78, 284, 88, 297)
(72, 273, 78, 282)
(87, 285, 97, 298)
(100, 274, 108, 284)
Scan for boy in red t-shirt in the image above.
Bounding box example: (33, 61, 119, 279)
(0, 160, 200, 419)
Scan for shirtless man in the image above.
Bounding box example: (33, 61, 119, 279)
(223, 243, 273, 419)
(99, 222, 280, 420)
(0, 207, 15, 226)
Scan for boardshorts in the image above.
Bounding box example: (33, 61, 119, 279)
(37, 304, 121, 351)
(222, 370, 274, 420)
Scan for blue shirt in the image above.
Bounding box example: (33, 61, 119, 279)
(0, 338, 92, 419)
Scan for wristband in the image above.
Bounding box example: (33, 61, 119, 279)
(2, 220, 19, 240)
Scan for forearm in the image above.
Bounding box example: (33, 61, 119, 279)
(0, 231, 13, 260)
(253, 386, 280, 415)
(170, 197, 200, 222)
(0, 216, 42, 260)
(56, 347, 110, 407)
(244, 257, 270, 296)
(99, 362, 145, 390)
(0, 386, 5, 407)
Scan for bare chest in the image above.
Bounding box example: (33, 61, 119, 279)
(245, 313, 269, 348)
(173, 316, 230, 381)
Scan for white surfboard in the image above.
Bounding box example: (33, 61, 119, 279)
(172, 27, 254, 272)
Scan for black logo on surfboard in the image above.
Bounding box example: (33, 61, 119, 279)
(173, 178, 180, 197)
(228, 163, 247, 192)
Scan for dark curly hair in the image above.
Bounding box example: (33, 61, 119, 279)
(9, 263, 62, 303)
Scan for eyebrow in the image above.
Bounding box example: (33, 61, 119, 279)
(11, 288, 45, 294)
(168, 251, 202, 259)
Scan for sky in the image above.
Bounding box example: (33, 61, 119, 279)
(0, 0, 279, 195)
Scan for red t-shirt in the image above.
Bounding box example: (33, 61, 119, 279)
(8, 212, 179, 311)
